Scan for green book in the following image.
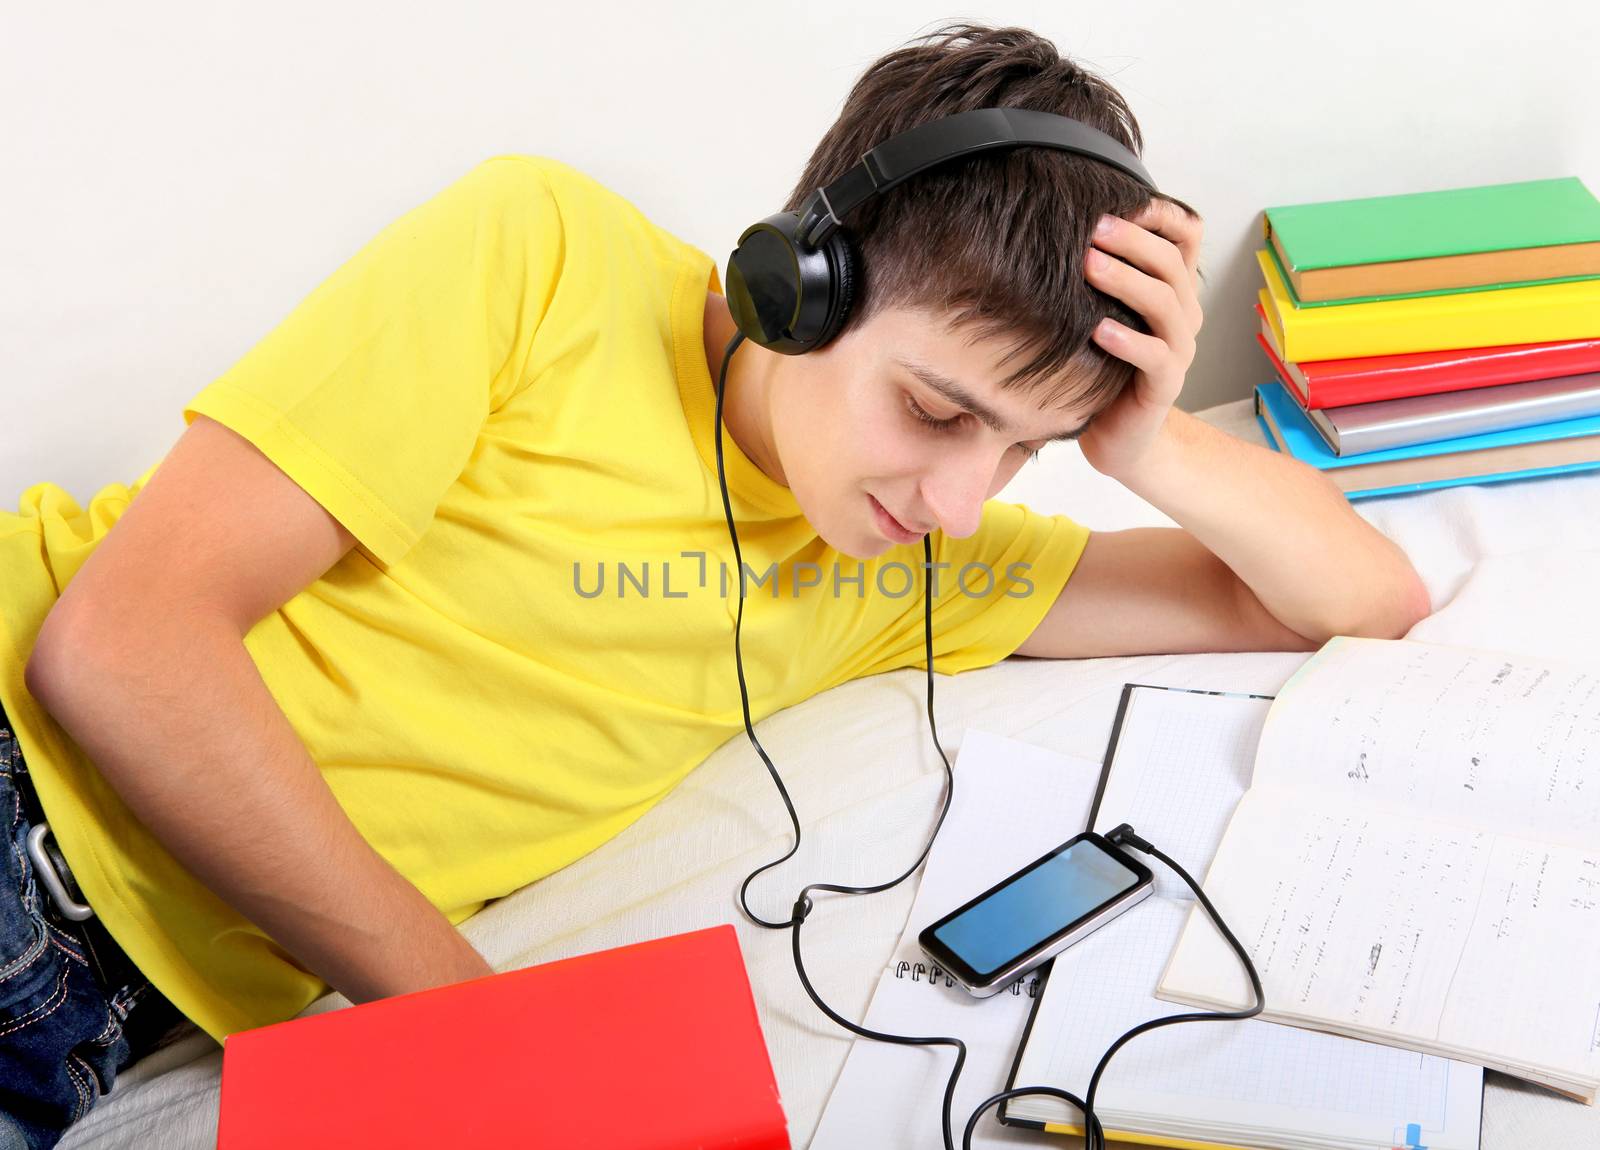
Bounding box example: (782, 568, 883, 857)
(1262, 176, 1600, 307)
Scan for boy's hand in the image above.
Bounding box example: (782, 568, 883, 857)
(1075, 200, 1205, 480)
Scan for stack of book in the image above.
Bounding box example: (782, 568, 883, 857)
(1251, 176, 1600, 499)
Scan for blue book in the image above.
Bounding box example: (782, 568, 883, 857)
(1252, 379, 1600, 500)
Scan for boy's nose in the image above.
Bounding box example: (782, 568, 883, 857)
(920, 454, 999, 540)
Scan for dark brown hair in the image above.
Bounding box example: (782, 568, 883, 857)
(785, 22, 1203, 415)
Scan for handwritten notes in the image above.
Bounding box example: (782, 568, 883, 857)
(1258, 637, 1600, 850)
(1160, 638, 1600, 1100)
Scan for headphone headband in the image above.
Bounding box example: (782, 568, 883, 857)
(725, 105, 1160, 355)
(794, 107, 1157, 249)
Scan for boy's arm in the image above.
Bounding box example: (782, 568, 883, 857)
(1108, 408, 1429, 643)
(1015, 412, 1429, 660)
(1020, 200, 1429, 656)
(25, 413, 494, 1007)
(26, 620, 495, 1006)
(1014, 518, 1322, 660)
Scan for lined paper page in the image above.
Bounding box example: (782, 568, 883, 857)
(1255, 636, 1600, 850)
(1009, 686, 1483, 1147)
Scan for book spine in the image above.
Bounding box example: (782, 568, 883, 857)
(1324, 373, 1600, 456)
(1264, 235, 1600, 307)
(1257, 249, 1600, 361)
(1256, 302, 1600, 408)
(1301, 339, 1600, 408)
(1342, 459, 1600, 498)
(1254, 381, 1600, 498)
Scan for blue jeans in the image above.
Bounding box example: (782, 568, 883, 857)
(0, 713, 188, 1149)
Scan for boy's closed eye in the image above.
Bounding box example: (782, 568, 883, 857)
(901, 394, 1066, 463)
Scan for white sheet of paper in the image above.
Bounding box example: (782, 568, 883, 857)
(811, 727, 1103, 1148)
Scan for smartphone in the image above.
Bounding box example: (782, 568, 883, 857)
(917, 830, 1153, 996)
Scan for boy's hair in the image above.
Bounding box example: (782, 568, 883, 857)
(785, 22, 1203, 415)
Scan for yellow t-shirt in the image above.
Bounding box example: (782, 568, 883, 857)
(0, 153, 1092, 1044)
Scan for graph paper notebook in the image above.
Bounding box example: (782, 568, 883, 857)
(1000, 679, 1484, 1150)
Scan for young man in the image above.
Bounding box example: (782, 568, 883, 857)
(0, 22, 1428, 1145)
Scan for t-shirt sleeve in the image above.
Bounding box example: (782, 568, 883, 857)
(180, 155, 563, 568)
(823, 499, 1092, 682)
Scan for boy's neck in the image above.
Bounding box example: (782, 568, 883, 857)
(702, 290, 787, 487)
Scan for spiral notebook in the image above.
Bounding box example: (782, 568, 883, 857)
(999, 681, 1485, 1150)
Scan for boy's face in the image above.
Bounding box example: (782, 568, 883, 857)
(771, 304, 1097, 559)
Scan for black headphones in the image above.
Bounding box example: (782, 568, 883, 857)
(723, 105, 1160, 356)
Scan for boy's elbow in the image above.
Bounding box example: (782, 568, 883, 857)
(1359, 572, 1432, 641)
(1315, 570, 1430, 645)
(1404, 570, 1433, 630)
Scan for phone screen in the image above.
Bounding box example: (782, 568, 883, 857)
(930, 837, 1144, 978)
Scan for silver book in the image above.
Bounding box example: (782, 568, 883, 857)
(1310, 370, 1600, 456)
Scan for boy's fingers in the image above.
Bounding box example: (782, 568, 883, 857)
(1125, 200, 1204, 331)
(1128, 200, 1202, 279)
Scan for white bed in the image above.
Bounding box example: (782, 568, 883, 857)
(60, 398, 1600, 1148)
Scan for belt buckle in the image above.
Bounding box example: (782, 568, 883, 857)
(24, 822, 96, 922)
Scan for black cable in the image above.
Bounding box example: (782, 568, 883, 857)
(713, 330, 973, 1148)
(713, 331, 1264, 1150)
(959, 824, 1265, 1149)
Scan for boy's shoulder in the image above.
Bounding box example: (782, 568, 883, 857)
(475, 151, 590, 187)
(472, 153, 646, 220)
(468, 153, 699, 265)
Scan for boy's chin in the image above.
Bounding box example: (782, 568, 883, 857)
(805, 516, 878, 561)
(830, 528, 899, 563)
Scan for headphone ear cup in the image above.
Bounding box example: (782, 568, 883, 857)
(726, 212, 805, 351)
(825, 231, 858, 344)
(726, 212, 859, 354)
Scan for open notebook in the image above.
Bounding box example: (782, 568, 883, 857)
(1158, 636, 1600, 1103)
(1002, 681, 1484, 1149)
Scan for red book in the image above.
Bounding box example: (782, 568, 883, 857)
(1253, 300, 1600, 410)
(217, 924, 790, 1149)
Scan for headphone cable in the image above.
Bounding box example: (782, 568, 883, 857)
(711, 330, 1263, 1150)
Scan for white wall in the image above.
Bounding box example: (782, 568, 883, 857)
(4, 1, 1597, 504)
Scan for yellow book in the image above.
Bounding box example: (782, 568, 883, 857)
(1256, 247, 1600, 361)
(1036, 1118, 1252, 1149)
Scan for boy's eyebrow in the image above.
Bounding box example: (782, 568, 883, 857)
(894, 357, 1090, 441)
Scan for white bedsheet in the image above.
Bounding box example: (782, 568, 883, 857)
(60, 399, 1600, 1148)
